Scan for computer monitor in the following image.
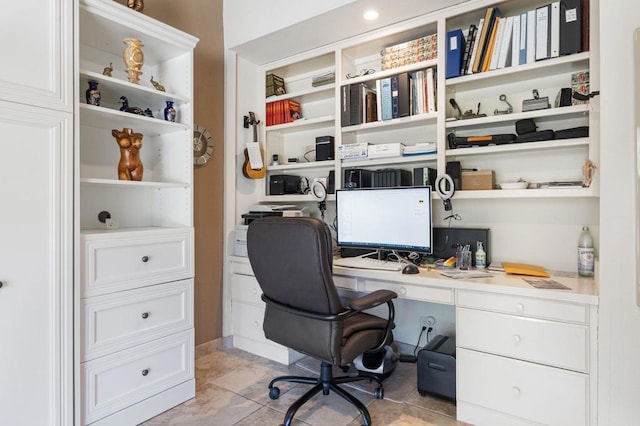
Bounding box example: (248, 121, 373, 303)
(336, 186, 433, 254)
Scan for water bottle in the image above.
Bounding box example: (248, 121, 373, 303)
(578, 226, 594, 277)
(475, 241, 486, 269)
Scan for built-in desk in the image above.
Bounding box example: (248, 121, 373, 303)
(228, 255, 599, 425)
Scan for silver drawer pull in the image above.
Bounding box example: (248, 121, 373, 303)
(141, 369, 150, 376)
(141, 256, 149, 263)
(142, 312, 149, 319)
(515, 303, 524, 312)
(512, 386, 521, 398)
(512, 335, 521, 345)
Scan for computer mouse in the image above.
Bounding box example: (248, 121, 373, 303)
(402, 263, 420, 274)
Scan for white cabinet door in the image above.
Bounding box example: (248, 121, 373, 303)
(0, 101, 73, 425)
(0, 1, 72, 111)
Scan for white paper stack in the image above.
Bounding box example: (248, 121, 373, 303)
(367, 143, 405, 159)
(403, 142, 437, 155)
(338, 142, 369, 160)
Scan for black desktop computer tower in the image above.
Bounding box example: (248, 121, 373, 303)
(372, 168, 412, 187)
(269, 175, 300, 195)
(417, 335, 456, 401)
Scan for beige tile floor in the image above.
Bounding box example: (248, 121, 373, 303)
(143, 345, 468, 426)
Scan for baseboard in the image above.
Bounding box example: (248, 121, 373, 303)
(195, 336, 232, 359)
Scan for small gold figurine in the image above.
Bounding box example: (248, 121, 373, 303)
(582, 159, 597, 187)
(102, 62, 113, 77)
(127, 0, 144, 13)
(150, 76, 166, 92)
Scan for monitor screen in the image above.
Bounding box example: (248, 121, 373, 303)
(336, 186, 433, 253)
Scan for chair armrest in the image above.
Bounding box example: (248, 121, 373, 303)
(347, 290, 397, 312)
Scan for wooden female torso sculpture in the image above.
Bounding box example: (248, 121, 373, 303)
(112, 128, 144, 181)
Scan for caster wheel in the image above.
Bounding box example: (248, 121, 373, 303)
(374, 387, 384, 399)
(269, 386, 281, 400)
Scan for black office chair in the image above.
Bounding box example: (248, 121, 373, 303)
(247, 216, 397, 426)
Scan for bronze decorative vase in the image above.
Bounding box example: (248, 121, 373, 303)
(122, 38, 144, 84)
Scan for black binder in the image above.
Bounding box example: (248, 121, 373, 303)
(560, 0, 582, 55)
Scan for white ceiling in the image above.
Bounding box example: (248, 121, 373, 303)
(230, 0, 469, 65)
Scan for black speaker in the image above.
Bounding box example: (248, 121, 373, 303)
(327, 170, 335, 194)
(316, 136, 334, 161)
(343, 168, 372, 189)
(445, 161, 461, 190)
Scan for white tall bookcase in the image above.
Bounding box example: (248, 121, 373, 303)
(77, 1, 198, 424)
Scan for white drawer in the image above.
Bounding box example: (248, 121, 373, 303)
(457, 307, 588, 372)
(334, 274, 358, 290)
(456, 289, 588, 324)
(82, 330, 194, 425)
(81, 228, 194, 297)
(82, 279, 193, 361)
(232, 301, 268, 342)
(230, 259, 254, 276)
(364, 279, 454, 305)
(231, 273, 263, 304)
(457, 348, 588, 426)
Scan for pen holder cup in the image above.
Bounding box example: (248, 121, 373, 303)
(458, 250, 472, 270)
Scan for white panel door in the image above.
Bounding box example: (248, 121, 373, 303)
(0, 1, 72, 111)
(0, 101, 73, 426)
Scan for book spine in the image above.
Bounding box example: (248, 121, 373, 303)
(380, 78, 392, 120)
(391, 75, 399, 119)
(512, 15, 521, 66)
(550, 2, 560, 58)
(426, 68, 436, 113)
(526, 9, 536, 63)
(467, 18, 484, 74)
(341, 85, 350, 127)
(375, 79, 382, 121)
(472, 7, 495, 73)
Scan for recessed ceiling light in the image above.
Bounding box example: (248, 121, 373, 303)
(363, 10, 379, 21)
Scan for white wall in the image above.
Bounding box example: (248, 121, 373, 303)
(598, 1, 640, 423)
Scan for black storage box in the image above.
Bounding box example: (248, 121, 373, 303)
(269, 175, 300, 195)
(344, 168, 372, 189)
(372, 168, 412, 187)
(417, 335, 456, 401)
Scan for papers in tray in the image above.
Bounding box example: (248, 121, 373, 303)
(403, 142, 437, 155)
(439, 270, 494, 279)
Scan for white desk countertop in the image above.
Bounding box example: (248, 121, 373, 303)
(332, 263, 598, 306)
(228, 255, 598, 306)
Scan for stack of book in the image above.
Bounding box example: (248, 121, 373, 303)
(446, 0, 588, 78)
(341, 68, 436, 127)
(266, 73, 286, 97)
(266, 99, 301, 126)
(311, 71, 335, 87)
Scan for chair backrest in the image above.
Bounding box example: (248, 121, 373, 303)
(247, 217, 344, 315)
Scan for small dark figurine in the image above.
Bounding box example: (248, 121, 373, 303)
(143, 108, 154, 117)
(118, 96, 145, 115)
(127, 0, 144, 13)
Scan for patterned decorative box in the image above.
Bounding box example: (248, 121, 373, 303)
(381, 34, 437, 70)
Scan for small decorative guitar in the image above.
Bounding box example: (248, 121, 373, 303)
(242, 112, 266, 179)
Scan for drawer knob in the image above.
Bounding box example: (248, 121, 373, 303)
(252, 288, 258, 295)
(399, 287, 407, 295)
(512, 386, 521, 398)
(141, 369, 150, 376)
(142, 312, 149, 319)
(515, 303, 524, 312)
(141, 256, 149, 263)
(253, 321, 259, 328)
(512, 335, 521, 345)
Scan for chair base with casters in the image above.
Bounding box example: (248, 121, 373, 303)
(268, 359, 385, 426)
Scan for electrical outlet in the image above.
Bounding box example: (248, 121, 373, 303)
(420, 315, 436, 331)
